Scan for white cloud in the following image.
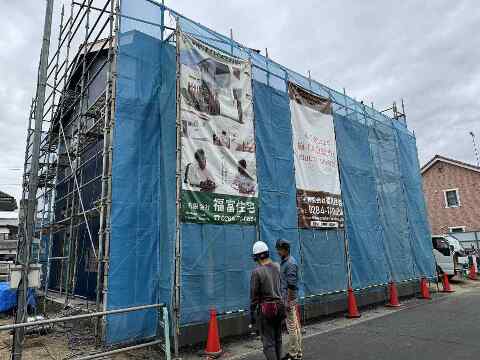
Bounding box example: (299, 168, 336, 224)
(0, 0, 479, 204)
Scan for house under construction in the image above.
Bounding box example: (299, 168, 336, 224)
(19, 0, 436, 355)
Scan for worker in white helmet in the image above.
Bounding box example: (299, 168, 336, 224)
(250, 241, 285, 360)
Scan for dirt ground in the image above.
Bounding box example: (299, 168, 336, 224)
(0, 277, 478, 359)
(0, 311, 161, 360)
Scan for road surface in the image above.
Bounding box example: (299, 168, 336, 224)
(242, 283, 480, 360)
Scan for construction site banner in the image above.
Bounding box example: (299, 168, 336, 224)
(288, 82, 344, 229)
(178, 30, 258, 225)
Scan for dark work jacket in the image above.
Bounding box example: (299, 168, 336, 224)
(250, 262, 282, 319)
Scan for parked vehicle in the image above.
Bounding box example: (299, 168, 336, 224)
(446, 235, 469, 274)
(432, 236, 455, 278)
(432, 235, 469, 278)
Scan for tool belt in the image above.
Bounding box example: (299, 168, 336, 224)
(260, 301, 286, 321)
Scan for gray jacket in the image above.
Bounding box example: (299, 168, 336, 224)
(280, 255, 298, 302)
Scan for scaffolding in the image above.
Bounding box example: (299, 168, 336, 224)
(17, 1, 435, 357)
(19, 0, 118, 343)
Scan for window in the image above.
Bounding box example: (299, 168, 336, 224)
(432, 237, 451, 256)
(449, 226, 465, 233)
(444, 189, 460, 208)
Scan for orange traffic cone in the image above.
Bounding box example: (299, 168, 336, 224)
(346, 287, 361, 318)
(386, 281, 401, 307)
(468, 264, 477, 280)
(204, 308, 222, 358)
(441, 273, 454, 293)
(419, 277, 431, 300)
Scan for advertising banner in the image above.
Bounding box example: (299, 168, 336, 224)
(178, 31, 258, 224)
(288, 82, 344, 228)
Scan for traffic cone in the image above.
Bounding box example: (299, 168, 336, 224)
(419, 278, 431, 300)
(386, 281, 401, 307)
(204, 308, 222, 358)
(346, 287, 361, 318)
(441, 273, 454, 293)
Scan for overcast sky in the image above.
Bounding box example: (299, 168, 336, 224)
(0, 0, 479, 204)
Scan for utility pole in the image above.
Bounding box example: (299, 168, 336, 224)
(12, 0, 54, 358)
(470, 131, 480, 167)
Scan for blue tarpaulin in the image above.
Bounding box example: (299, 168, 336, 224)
(106, 0, 436, 345)
(0, 283, 36, 313)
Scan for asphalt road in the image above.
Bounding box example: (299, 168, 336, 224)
(245, 287, 480, 360)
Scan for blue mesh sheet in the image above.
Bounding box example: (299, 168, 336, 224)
(252, 81, 301, 292)
(300, 229, 348, 295)
(394, 129, 436, 278)
(253, 81, 347, 297)
(180, 224, 255, 324)
(108, 0, 436, 344)
(368, 122, 416, 282)
(252, 82, 299, 256)
(334, 115, 389, 288)
(107, 21, 177, 344)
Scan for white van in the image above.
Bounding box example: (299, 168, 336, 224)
(432, 235, 469, 278)
(432, 236, 455, 278)
(446, 235, 469, 274)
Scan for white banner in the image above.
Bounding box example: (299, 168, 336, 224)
(288, 83, 344, 229)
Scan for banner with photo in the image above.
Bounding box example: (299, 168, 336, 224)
(288, 82, 344, 229)
(178, 30, 258, 225)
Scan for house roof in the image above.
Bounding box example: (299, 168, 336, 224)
(0, 191, 17, 212)
(0, 218, 19, 227)
(421, 155, 480, 175)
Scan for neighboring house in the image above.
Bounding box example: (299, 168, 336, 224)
(0, 191, 18, 263)
(0, 218, 18, 261)
(421, 155, 480, 235)
(0, 191, 17, 212)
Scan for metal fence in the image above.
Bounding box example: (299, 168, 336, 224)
(2, 303, 171, 360)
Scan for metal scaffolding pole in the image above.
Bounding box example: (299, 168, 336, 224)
(64, 0, 93, 307)
(13, 1, 54, 358)
(173, 23, 183, 357)
(96, 0, 117, 342)
(42, 6, 65, 313)
(17, 0, 118, 344)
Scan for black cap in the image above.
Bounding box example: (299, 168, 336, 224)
(275, 239, 290, 251)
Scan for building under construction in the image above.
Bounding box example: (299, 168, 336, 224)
(19, 0, 436, 356)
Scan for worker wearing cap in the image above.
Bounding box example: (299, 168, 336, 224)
(276, 239, 302, 360)
(250, 241, 284, 360)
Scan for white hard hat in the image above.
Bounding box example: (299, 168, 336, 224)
(252, 241, 269, 255)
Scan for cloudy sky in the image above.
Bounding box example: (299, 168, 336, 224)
(0, 0, 479, 205)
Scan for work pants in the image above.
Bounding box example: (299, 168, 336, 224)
(286, 304, 303, 358)
(259, 314, 282, 360)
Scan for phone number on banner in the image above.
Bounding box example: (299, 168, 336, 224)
(180, 191, 258, 225)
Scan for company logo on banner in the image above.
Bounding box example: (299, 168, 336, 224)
(288, 82, 344, 229)
(178, 31, 258, 225)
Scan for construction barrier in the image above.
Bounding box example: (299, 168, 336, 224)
(105, 0, 437, 346)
